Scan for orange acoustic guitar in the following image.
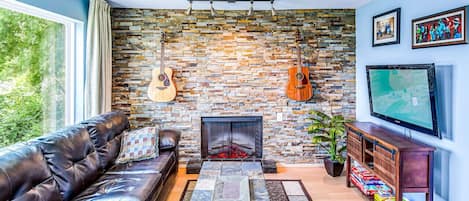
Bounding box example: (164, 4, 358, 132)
(286, 29, 313, 101)
(148, 32, 177, 102)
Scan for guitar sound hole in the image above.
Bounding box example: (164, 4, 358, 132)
(158, 74, 167, 82)
(296, 73, 304, 81)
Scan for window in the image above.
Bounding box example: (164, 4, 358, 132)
(0, 1, 84, 147)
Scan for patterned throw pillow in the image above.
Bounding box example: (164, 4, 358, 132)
(115, 127, 159, 164)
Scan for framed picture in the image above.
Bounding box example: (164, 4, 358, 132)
(412, 6, 468, 49)
(373, 8, 401, 47)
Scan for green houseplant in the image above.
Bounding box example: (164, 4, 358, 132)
(307, 110, 349, 177)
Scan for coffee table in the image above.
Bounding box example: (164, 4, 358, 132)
(189, 161, 270, 201)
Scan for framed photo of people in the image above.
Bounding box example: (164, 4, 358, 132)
(412, 6, 468, 49)
(373, 8, 401, 47)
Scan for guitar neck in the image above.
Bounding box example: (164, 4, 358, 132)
(296, 42, 302, 71)
(160, 41, 165, 74)
(160, 32, 166, 74)
(295, 29, 302, 72)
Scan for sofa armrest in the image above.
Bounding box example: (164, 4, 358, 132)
(159, 129, 181, 151)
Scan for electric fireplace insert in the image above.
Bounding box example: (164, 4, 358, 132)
(201, 116, 263, 160)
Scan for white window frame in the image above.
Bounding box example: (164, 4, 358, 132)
(0, 0, 85, 125)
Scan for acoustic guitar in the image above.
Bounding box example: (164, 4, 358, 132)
(148, 32, 177, 102)
(286, 29, 313, 101)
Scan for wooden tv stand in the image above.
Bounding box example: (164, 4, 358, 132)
(345, 122, 435, 201)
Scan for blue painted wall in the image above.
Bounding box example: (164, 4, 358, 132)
(18, 0, 89, 22)
(357, 0, 469, 201)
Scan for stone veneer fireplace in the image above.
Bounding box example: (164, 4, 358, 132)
(201, 116, 263, 159)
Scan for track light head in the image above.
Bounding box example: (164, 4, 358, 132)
(247, 0, 254, 16)
(271, 0, 276, 16)
(210, 0, 217, 16)
(186, 0, 192, 15)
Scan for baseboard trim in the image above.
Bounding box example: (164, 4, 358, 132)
(277, 163, 323, 168)
(178, 162, 323, 168)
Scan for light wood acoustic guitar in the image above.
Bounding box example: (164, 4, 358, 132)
(148, 32, 177, 102)
(286, 29, 313, 101)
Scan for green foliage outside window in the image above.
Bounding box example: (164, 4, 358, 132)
(0, 8, 65, 148)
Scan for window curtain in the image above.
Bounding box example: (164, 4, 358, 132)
(84, 0, 112, 118)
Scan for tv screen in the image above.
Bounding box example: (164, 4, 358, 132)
(366, 64, 439, 137)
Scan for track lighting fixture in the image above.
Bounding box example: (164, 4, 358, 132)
(186, 0, 193, 15)
(210, 0, 217, 16)
(185, 0, 274, 17)
(247, 0, 254, 16)
(271, 0, 276, 16)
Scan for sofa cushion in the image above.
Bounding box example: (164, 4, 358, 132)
(72, 173, 163, 201)
(116, 127, 159, 164)
(107, 151, 176, 176)
(37, 126, 100, 201)
(0, 143, 61, 201)
(80, 111, 130, 170)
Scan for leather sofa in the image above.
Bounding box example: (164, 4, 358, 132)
(0, 111, 180, 201)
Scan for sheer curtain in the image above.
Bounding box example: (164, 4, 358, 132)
(84, 0, 112, 118)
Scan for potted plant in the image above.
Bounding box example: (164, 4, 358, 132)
(307, 110, 349, 177)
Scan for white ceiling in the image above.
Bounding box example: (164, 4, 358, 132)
(108, 0, 372, 10)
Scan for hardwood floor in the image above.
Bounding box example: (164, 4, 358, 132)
(166, 166, 367, 201)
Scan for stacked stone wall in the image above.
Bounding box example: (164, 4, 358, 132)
(111, 9, 356, 164)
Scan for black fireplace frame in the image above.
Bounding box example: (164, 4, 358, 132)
(201, 116, 263, 159)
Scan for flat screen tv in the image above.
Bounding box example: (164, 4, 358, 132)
(366, 64, 439, 137)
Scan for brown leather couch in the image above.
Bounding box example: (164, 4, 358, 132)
(0, 112, 180, 201)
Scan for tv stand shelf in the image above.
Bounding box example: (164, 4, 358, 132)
(345, 122, 435, 201)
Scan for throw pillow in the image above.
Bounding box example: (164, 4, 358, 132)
(115, 127, 159, 164)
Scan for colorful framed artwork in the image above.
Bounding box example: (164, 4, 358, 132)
(373, 8, 401, 47)
(412, 6, 468, 49)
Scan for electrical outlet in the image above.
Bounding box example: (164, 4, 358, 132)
(276, 113, 283, 121)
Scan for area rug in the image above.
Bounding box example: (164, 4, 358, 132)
(180, 179, 312, 201)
